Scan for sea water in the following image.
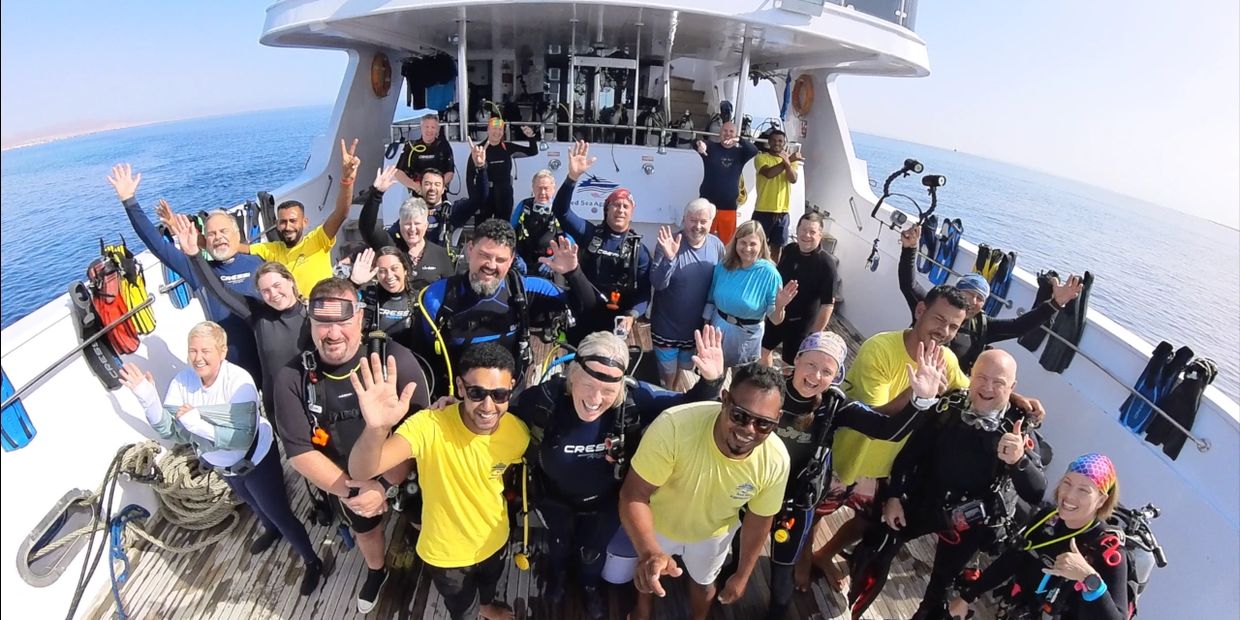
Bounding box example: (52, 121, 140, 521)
(2, 107, 1237, 399)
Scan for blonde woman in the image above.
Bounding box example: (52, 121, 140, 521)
(703, 220, 799, 366)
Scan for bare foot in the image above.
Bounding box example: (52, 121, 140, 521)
(820, 560, 850, 593)
(480, 603, 514, 620)
(794, 558, 813, 592)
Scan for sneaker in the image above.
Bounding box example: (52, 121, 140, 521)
(582, 586, 606, 620)
(356, 568, 388, 613)
(249, 529, 283, 555)
(300, 559, 323, 596)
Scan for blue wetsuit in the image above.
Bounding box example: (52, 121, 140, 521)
(123, 198, 263, 380)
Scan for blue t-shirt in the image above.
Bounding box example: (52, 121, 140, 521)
(709, 260, 782, 320)
(697, 140, 759, 208)
(650, 234, 725, 344)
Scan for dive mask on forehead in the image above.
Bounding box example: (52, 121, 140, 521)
(309, 297, 363, 323)
(576, 355, 626, 383)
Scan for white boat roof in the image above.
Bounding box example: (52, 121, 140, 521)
(262, 0, 929, 76)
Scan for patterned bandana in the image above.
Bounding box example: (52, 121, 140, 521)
(605, 188, 635, 210)
(797, 331, 847, 368)
(489, 117, 506, 128)
(1067, 453, 1117, 493)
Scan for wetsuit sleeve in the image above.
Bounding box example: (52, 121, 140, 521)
(898, 246, 922, 319)
(510, 138, 540, 157)
(448, 166, 491, 228)
(358, 188, 398, 250)
(984, 301, 1058, 343)
(1080, 552, 1128, 620)
(440, 140, 456, 172)
(882, 416, 937, 501)
(623, 245, 653, 316)
(272, 364, 314, 458)
(1007, 448, 1048, 505)
(551, 178, 593, 241)
(561, 267, 602, 315)
(831, 401, 926, 442)
(188, 254, 255, 321)
(509, 202, 524, 228)
(523, 275, 573, 317)
(960, 549, 1022, 602)
(633, 378, 724, 425)
(123, 198, 198, 289)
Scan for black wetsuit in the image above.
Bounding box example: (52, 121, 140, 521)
(190, 254, 311, 429)
(961, 504, 1129, 620)
(763, 244, 837, 363)
(396, 137, 455, 187)
(467, 137, 540, 222)
(510, 198, 566, 276)
(513, 374, 722, 592)
(848, 390, 1047, 619)
(360, 284, 418, 349)
(271, 343, 430, 532)
(356, 186, 456, 290)
(899, 246, 1060, 372)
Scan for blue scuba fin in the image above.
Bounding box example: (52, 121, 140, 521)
(1, 367, 35, 451)
(1120, 341, 1174, 431)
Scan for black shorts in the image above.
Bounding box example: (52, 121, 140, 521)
(333, 495, 384, 534)
(752, 212, 789, 249)
(424, 546, 508, 620)
(762, 317, 810, 364)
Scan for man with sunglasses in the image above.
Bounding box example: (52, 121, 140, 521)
(512, 326, 726, 619)
(619, 363, 790, 620)
(847, 349, 1048, 619)
(349, 343, 528, 620)
(270, 277, 430, 614)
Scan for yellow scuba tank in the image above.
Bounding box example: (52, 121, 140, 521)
(102, 238, 156, 334)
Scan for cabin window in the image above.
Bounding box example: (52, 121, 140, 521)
(17, 489, 96, 586)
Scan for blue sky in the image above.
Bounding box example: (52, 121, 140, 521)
(3, 1, 1237, 227)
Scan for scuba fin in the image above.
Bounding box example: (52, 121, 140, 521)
(929, 219, 962, 286)
(1, 367, 35, 452)
(1038, 271, 1093, 373)
(158, 224, 193, 309)
(69, 281, 125, 389)
(102, 238, 157, 335)
(87, 254, 140, 355)
(1145, 357, 1216, 459)
(1119, 341, 1174, 432)
(1018, 270, 1059, 352)
(917, 214, 938, 275)
(984, 251, 1017, 317)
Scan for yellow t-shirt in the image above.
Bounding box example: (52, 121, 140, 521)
(753, 152, 794, 214)
(834, 330, 970, 484)
(249, 226, 335, 294)
(631, 402, 790, 543)
(393, 404, 530, 568)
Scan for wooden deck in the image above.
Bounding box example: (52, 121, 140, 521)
(85, 316, 994, 619)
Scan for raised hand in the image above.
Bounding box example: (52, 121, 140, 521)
(520, 125, 536, 139)
(900, 225, 921, 249)
(107, 163, 141, 202)
(997, 419, 1025, 465)
(373, 165, 398, 193)
(170, 213, 200, 256)
(349, 352, 417, 430)
(118, 362, 153, 392)
(788, 150, 805, 163)
(340, 138, 360, 182)
(1043, 539, 1098, 582)
(350, 248, 377, 285)
(634, 552, 682, 597)
(656, 225, 681, 261)
(155, 199, 175, 228)
(537, 236, 580, 274)
(470, 143, 487, 168)
(567, 140, 596, 180)
(1050, 274, 1084, 307)
(947, 596, 970, 619)
(694, 139, 707, 156)
(775, 280, 800, 310)
(906, 341, 946, 400)
(691, 324, 725, 382)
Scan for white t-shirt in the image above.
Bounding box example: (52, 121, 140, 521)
(134, 361, 272, 468)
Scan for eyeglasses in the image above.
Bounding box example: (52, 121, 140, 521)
(463, 385, 513, 403)
(726, 403, 779, 434)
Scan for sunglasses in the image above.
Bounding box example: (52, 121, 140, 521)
(309, 297, 363, 323)
(727, 403, 779, 434)
(463, 385, 513, 403)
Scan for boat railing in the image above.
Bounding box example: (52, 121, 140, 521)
(1, 278, 183, 411)
(388, 122, 793, 152)
(912, 249, 1212, 453)
(836, 0, 919, 30)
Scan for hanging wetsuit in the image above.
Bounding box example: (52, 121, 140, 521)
(958, 503, 1129, 620)
(898, 246, 1060, 373)
(513, 372, 723, 600)
(467, 135, 540, 223)
(847, 391, 1047, 619)
(551, 179, 652, 343)
(356, 187, 457, 290)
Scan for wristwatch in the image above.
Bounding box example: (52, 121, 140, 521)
(378, 477, 399, 499)
(1082, 573, 1103, 593)
(912, 395, 939, 410)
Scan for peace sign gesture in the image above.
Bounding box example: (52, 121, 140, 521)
(340, 138, 360, 182)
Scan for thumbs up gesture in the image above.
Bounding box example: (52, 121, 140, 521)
(997, 419, 1026, 465)
(1043, 538, 1100, 583)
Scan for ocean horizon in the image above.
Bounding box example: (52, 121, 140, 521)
(1, 105, 1236, 399)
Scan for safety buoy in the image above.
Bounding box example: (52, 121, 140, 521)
(791, 74, 814, 117)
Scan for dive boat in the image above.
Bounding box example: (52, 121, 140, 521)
(2, 1, 1236, 618)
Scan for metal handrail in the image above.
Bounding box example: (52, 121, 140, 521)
(1, 280, 181, 411)
(910, 249, 1210, 452)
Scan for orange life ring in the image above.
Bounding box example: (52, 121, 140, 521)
(371, 52, 392, 97)
(791, 74, 814, 117)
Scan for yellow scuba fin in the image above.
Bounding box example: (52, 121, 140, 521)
(104, 239, 157, 335)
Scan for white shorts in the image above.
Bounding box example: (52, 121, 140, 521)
(654, 525, 741, 585)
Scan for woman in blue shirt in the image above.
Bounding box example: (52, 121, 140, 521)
(705, 220, 799, 366)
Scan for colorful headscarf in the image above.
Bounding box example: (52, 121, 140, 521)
(1067, 453, 1117, 493)
(797, 331, 847, 368)
(488, 117, 506, 128)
